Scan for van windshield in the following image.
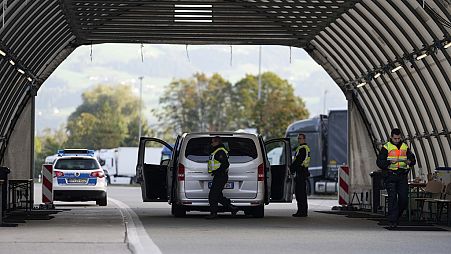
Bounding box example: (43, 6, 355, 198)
(54, 158, 100, 170)
(185, 137, 258, 163)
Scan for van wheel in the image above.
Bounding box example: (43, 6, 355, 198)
(97, 195, 107, 206)
(172, 204, 186, 217)
(252, 205, 264, 218)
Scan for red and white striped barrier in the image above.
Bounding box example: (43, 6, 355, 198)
(339, 165, 350, 205)
(42, 164, 53, 204)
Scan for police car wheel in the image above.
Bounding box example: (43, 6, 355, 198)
(97, 195, 108, 206)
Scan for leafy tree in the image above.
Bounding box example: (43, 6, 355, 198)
(155, 73, 233, 133)
(34, 127, 67, 177)
(154, 72, 309, 139)
(65, 84, 152, 149)
(122, 115, 154, 146)
(203, 73, 234, 131)
(234, 72, 309, 139)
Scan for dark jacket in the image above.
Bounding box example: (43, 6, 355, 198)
(376, 141, 416, 173)
(210, 144, 229, 175)
(290, 144, 310, 178)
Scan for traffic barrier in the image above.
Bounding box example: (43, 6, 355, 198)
(42, 164, 53, 204)
(339, 165, 350, 205)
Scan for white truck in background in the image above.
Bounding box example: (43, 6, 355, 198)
(97, 147, 163, 184)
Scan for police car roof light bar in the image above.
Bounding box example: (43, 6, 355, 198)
(57, 149, 95, 157)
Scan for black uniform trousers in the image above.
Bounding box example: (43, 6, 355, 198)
(294, 175, 308, 215)
(209, 171, 232, 214)
(384, 172, 408, 224)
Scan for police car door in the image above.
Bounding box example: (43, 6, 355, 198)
(137, 137, 173, 202)
(264, 138, 293, 202)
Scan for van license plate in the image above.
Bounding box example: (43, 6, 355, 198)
(208, 182, 234, 189)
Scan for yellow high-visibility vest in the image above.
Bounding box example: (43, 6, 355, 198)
(208, 147, 229, 174)
(384, 142, 409, 170)
(295, 144, 311, 168)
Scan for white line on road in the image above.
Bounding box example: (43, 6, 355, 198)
(110, 198, 162, 254)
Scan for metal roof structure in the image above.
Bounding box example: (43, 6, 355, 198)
(0, 0, 450, 178)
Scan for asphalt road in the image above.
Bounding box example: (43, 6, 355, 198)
(3, 184, 449, 254)
(106, 186, 451, 254)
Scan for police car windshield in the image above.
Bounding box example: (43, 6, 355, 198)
(185, 137, 257, 163)
(54, 158, 100, 170)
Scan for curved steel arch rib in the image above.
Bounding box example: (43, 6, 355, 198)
(0, 0, 449, 181)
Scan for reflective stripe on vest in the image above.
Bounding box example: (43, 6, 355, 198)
(384, 142, 408, 171)
(295, 144, 311, 168)
(208, 147, 229, 174)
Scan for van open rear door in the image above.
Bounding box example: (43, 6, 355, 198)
(137, 137, 173, 202)
(264, 138, 293, 202)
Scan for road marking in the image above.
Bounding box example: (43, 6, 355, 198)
(110, 198, 162, 254)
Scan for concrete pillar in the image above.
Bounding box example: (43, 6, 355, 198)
(3, 99, 33, 181)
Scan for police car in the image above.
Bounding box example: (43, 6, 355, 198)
(53, 149, 108, 206)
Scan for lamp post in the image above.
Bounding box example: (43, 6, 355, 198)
(257, 45, 262, 100)
(138, 76, 143, 139)
(323, 89, 328, 114)
(257, 46, 262, 135)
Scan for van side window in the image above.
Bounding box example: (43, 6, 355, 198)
(185, 137, 258, 163)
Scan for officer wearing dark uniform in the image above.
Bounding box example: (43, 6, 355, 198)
(376, 128, 416, 228)
(290, 133, 311, 217)
(206, 136, 239, 219)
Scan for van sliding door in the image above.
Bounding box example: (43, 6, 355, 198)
(265, 138, 293, 202)
(136, 137, 173, 202)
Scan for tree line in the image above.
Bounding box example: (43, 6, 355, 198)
(34, 71, 309, 174)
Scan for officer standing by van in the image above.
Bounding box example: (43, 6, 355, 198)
(291, 133, 311, 217)
(206, 136, 239, 219)
(376, 128, 416, 228)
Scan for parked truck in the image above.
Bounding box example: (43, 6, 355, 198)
(97, 147, 163, 184)
(285, 110, 348, 194)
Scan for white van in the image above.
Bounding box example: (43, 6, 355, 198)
(136, 132, 293, 218)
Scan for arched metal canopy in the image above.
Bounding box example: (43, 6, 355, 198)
(0, 0, 450, 179)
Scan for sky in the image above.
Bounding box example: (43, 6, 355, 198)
(35, 44, 347, 134)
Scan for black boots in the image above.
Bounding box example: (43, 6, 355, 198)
(206, 212, 218, 219)
(388, 221, 398, 229)
(206, 205, 239, 219)
(292, 212, 307, 217)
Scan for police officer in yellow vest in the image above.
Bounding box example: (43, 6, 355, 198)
(206, 136, 239, 219)
(290, 133, 311, 217)
(377, 128, 416, 228)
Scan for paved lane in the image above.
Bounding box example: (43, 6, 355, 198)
(108, 186, 451, 254)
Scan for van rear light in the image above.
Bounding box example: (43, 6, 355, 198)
(90, 171, 105, 178)
(258, 163, 264, 181)
(54, 171, 64, 177)
(178, 163, 185, 181)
